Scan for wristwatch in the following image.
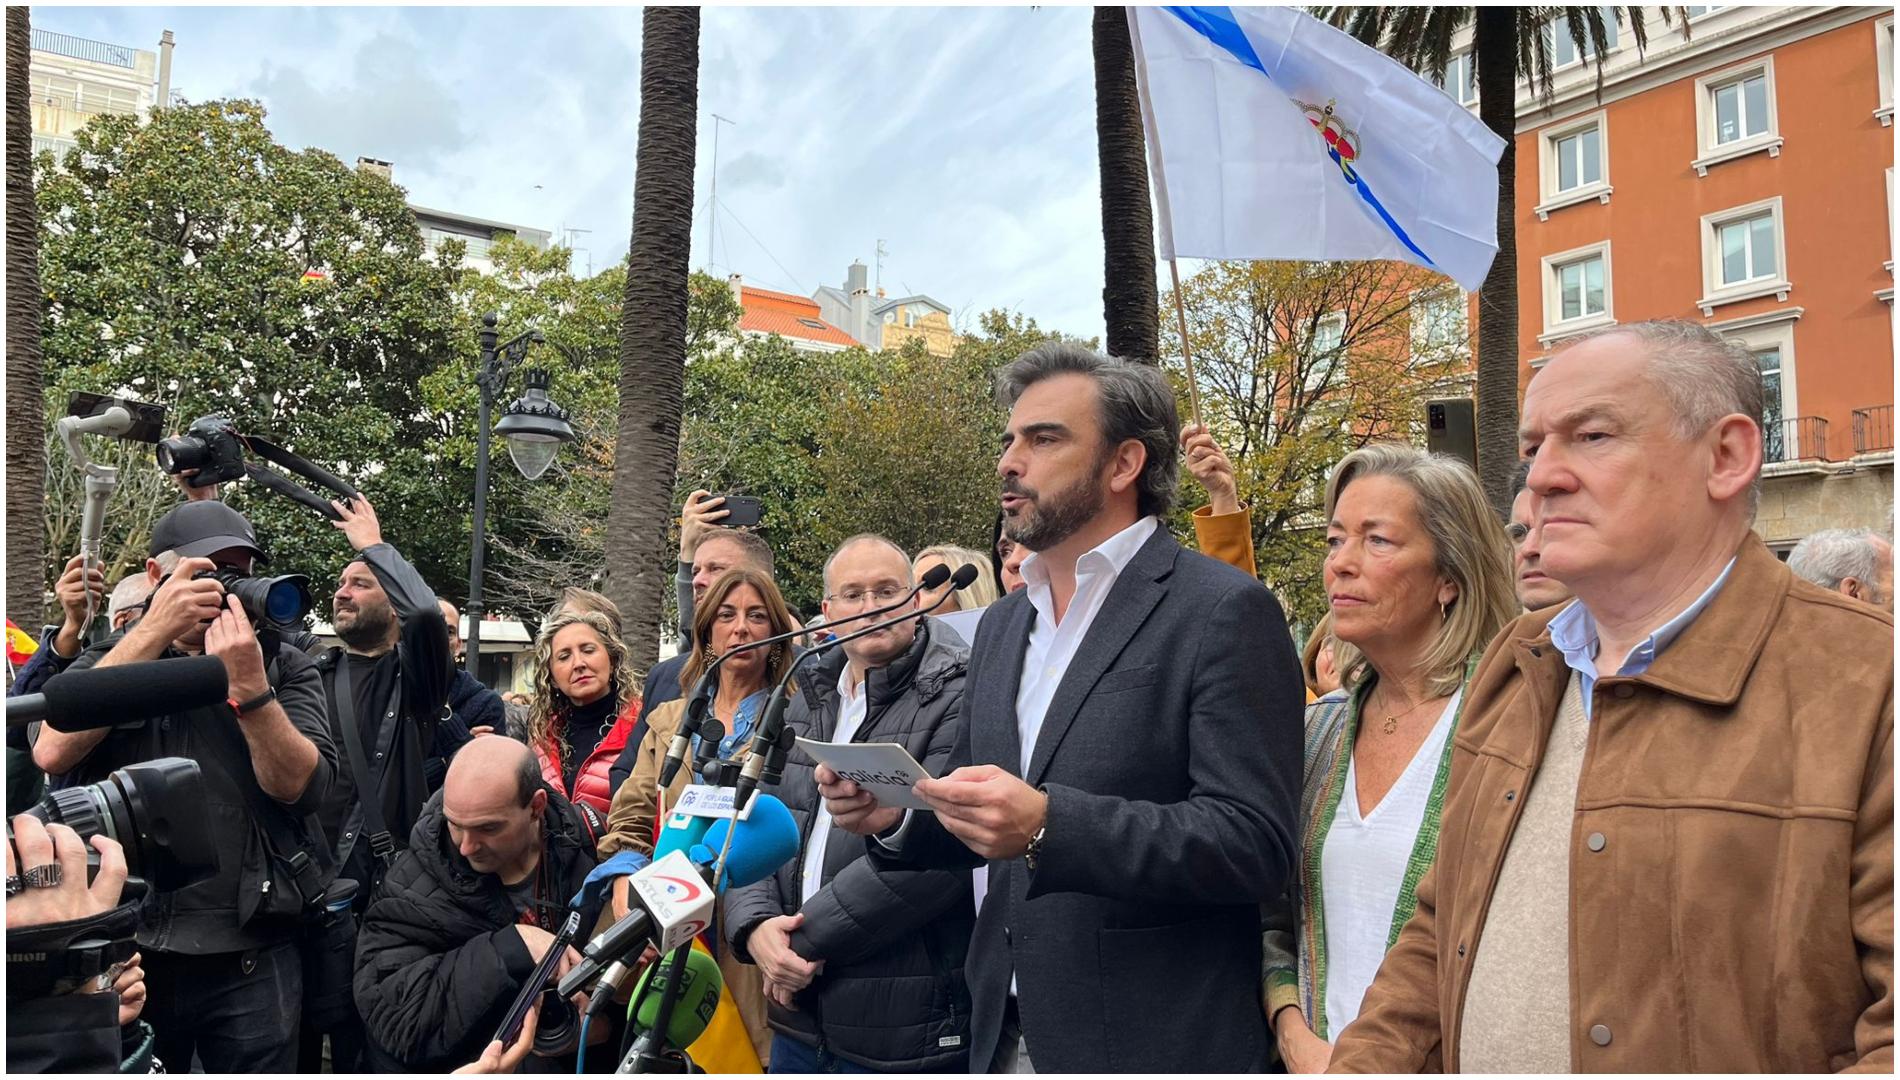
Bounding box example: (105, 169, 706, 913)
(1024, 787, 1049, 870)
(230, 687, 278, 716)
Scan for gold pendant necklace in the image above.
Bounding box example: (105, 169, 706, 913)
(1377, 688, 1435, 735)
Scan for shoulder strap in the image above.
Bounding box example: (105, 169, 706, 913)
(334, 655, 398, 869)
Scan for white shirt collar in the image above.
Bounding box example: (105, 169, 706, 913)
(1019, 515, 1159, 597)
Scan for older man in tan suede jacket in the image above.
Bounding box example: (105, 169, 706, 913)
(1329, 321, 1892, 1074)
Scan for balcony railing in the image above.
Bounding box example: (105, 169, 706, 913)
(30, 29, 136, 69)
(1852, 405, 1893, 455)
(1764, 416, 1830, 464)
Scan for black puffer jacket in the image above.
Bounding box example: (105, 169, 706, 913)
(725, 619, 976, 1071)
(352, 782, 598, 1072)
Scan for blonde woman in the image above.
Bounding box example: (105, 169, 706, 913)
(912, 545, 1002, 612)
(512, 609, 641, 824)
(1265, 444, 1518, 1071)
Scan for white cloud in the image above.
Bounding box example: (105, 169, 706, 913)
(37, 5, 1117, 341)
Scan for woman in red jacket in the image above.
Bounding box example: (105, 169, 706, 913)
(520, 609, 643, 827)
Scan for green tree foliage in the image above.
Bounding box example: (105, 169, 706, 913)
(1163, 260, 1473, 630)
(34, 98, 458, 594)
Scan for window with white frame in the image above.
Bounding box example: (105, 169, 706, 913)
(1684, 5, 1723, 18)
(1698, 197, 1789, 313)
(1307, 313, 1345, 394)
(1877, 17, 1894, 125)
(1692, 58, 1781, 174)
(1553, 122, 1602, 193)
(1437, 51, 1477, 107)
(1556, 255, 1606, 322)
(1410, 288, 1466, 364)
(1712, 72, 1769, 145)
(1539, 242, 1613, 342)
(1545, 8, 1618, 68)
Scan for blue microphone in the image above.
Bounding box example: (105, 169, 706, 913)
(691, 793, 800, 891)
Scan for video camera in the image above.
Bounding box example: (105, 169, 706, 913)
(155, 413, 362, 522)
(10, 757, 218, 897)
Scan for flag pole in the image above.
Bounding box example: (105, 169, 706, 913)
(1167, 257, 1203, 429)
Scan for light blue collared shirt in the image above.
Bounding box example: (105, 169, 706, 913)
(1545, 558, 1737, 719)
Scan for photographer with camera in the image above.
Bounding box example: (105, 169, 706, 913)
(290, 493, 452, 1071)
(6, 817, 158, 1072)
(31, 501, 337, 1073)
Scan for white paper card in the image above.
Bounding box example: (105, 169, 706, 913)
(794, 738, 936, 810)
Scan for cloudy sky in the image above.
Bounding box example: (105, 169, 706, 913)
(41, 5, 1123, 341)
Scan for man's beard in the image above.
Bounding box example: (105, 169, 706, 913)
(335, 603, 396, 651)
(1001, 462, 1109, 552)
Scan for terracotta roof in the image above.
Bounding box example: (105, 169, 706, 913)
(738, 308, 859, 347)
(740, 284, 818, 311)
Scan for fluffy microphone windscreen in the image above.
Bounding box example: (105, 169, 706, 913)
(696, 793, 800, 891)
(629, 946, 725, 1051)
(654, 809, 715, 863)
(42, 654, 229, 732)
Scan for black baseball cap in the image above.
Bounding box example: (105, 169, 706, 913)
(148, 501, 268, 565)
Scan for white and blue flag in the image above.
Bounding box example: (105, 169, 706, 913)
(1129, 6, 1507, 291)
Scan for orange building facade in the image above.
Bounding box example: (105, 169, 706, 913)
(1478, 4, 1894, 550)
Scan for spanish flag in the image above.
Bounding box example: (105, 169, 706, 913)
(685, 937, 764, 1073)
(5, 619, 38, 668)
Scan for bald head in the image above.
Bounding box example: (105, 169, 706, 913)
(443, 736, 546, 880)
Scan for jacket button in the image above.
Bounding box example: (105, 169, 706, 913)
(1456, 942, 1467, 958)
(1503, 790, 1516, 802)
(1587, 832, 1606, 852)
(1612, 684, 1635, 699)
(1590, 1024, 1612, 1046)
(1529, 647, 1543, 658)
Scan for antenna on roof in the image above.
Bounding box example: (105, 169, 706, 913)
(706, 112, 736, 271)
(875, 239, 887, 294)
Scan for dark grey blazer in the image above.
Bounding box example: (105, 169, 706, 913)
(876, 524, 1303, 1072)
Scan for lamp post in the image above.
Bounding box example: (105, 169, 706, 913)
(465, 312, 576, 678)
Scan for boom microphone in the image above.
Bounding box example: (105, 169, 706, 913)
(732, 563, 980, 810)
(658, 563, 954, 788)
(6, 655, 229, 731)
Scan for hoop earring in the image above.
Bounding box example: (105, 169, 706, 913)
(1440, 600, 1450, 622)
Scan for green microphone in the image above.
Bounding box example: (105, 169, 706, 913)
(628, 947, 725, 1053)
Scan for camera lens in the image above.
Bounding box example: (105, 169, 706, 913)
(204, 569, 313, 629)
(27, 757, 218, 894)
(531, 988, 579, 1056)
(154, 435, 206, 474)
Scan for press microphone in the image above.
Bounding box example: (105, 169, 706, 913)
(732, 564, 980, 811)
(557, 800, 797, 998)
(659, 563, 953, 788)
(626, 947, 724, 1050)
(6, 655, 229, 731)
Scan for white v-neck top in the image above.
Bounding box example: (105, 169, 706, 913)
(1319, 686, 1461, 1040)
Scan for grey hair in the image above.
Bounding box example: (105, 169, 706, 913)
(1788, 528, 1888, 596)
(107, 573, 153, 620)
(1558, 319, 1765, 515)
(151, 549, 181, 575)
(1324, 444, 1521, 697)
(822, 534, 913, 593)
(996, 343, 1180, 519)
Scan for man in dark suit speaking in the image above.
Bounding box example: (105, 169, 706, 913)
(818, 343, 1302, 1072)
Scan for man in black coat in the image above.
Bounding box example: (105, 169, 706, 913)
(725, 535, 974, 1072)
(353, 736, 604, 1073)
(821, 344, 1302, 1073)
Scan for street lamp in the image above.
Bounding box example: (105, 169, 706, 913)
(465, 312, 576, 677)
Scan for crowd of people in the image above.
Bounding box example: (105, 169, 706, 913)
(4, 320, 1891, 1074)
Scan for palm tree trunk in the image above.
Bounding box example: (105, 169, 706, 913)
(6, 8, 48, 627)
(1093, 6, 1159, 364)
(1472, 7, 1520, 521)
(606, 7, 700, 666)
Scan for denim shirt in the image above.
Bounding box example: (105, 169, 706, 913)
(691, 689, 768, 780)
(1546, 558, 1737, 720)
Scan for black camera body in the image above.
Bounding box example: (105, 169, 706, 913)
(156, 415, 248, 487)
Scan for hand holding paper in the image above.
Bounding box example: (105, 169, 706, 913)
(795, 737, 936, 810)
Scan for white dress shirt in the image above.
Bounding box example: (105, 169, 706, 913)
(1012, 515, 1160, 773)
(802, 664, 870, 906)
